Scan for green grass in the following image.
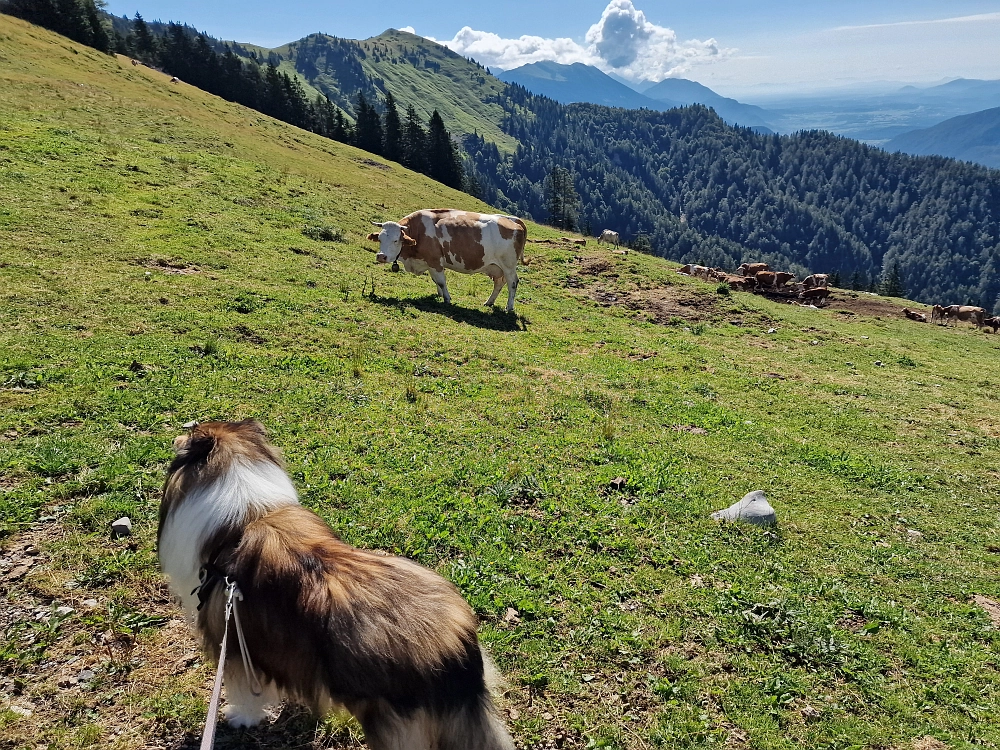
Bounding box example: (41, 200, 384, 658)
(3, 14, 1000, 750)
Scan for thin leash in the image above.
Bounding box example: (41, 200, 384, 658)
(198, 576, 262, 750)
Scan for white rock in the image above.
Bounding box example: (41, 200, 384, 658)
(9, 704, 32, 717)
(54, 606, 74, 617)
(711, 490, 777, 525)
(111, 517, 132, 538)
(82, 599, 99, 609)
(767, 328, 777, 334)
(907, 529, 923, 539)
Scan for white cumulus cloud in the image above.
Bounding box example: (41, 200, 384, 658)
(432, 1, 729, 81)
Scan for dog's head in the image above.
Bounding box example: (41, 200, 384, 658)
(159, 419, 292, 540)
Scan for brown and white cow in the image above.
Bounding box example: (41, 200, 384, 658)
(738, 262, 770, 277)
(598, 229, 620, 247)
(798, 288, 831, 303)
(902, 308, 927, 323)
(955, 305, 986, 328)
(985, 316, 1000, 333)
(368, 209, 527, 312)
(754, 271, 777, 288)
(802, 274, 829, 289)
(774, 272, 796, 288)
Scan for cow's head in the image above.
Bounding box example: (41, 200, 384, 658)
(370, 221, 416, 264)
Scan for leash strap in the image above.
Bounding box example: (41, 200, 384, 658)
(231, 588, 263, 696)
(199, 579, 237, 750)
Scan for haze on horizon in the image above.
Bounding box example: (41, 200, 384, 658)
(102, 0, 1000, 98)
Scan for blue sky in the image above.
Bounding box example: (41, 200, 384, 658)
(102, 0, 1000, 93)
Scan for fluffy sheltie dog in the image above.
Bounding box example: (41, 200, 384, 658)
(158, 419, 513, 750)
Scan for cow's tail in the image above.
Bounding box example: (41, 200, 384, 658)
(509, 217, 528, 266)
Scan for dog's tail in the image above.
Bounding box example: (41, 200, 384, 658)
(439, 694, 515, 750)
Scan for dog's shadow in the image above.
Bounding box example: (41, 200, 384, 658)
(366, 293, 528, 332)
(174, 706, 360, 749)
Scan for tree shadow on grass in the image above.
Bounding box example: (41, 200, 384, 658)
(366, 293, 529, 332)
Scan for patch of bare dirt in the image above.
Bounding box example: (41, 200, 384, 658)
(824, 290, 921, 318)
(912, 737, 949, 750)
(139, 257, 200, 275)
(972, 595, 1000, 627)
(353, 157, 391, 171)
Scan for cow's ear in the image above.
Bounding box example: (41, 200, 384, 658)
(401, 232, 417, 247)
(366, 232, 380, 242)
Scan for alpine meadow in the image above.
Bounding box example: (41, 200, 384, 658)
(4, 10, 1000, 750)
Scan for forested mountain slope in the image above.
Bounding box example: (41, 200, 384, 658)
(887, 107, 1000, 169)
(467, 87, 1000, 310)
(269, 28, 515, 150)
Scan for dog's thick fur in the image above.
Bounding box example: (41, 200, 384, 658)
(158, 420, 513, 750)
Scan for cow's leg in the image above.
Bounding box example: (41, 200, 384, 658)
(429, 269, 451, 304)
(485, 269, 506, 306)
(504, 267, 519, 313)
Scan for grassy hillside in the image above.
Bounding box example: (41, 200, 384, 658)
(4, 15, 1000, 750)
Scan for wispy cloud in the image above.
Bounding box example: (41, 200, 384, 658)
(423, 1, 731, 82)
(833, 12, 1000, 32)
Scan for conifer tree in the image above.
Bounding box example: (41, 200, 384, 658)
(132, 12, 156, 57)
(382, 91, 402, 163)
(880, 260, 906, 298)
(354, 92, 383, 155)
(544, 166, 579, 230)
(426, 110, 462, 189)
(402, 105, 427, 173)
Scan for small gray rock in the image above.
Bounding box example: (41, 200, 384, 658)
(76, 669, 95, 683)
(54, 606, 74, 617)
(111, 517, 132, 538)
(711, 490, 777, 526)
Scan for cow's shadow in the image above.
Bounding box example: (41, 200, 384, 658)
(366, 293, 528, 331)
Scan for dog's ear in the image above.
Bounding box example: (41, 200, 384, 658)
(401, 232, 417, 247)
(177, 428, 217, 464)
(366, 232, 380, 242)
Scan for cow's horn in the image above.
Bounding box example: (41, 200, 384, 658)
(371, 221, 385, 227)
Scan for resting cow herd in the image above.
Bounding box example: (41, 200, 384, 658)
(677, 262, 831, 303)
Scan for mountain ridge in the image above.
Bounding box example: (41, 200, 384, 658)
(886, 106, 1000, 169)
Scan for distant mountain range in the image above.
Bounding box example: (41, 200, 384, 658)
(498, 61, 774, 132)
(886, 107, 1000, 169)
(750, 78, 1000, 145)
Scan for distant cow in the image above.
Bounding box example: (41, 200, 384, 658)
(368, 209, 526, 312)
(774, 272, 795, 288)
(931, 304, 948, 323)
(755, 271, 777, 288)
(802, 274, 829, 289)
(131, 59, 138, 66)
(985, 316, 1000, 333)
(798, 288, 831, 303)
(738, 263, 770, 277)
(727, 275, 755, 291)
(955, 305, 986, 328)
(598, 230, 620, 247)
(170, 76, 180, 83)
(902, 308, 927, 323)
(677, 264, 693, 275)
